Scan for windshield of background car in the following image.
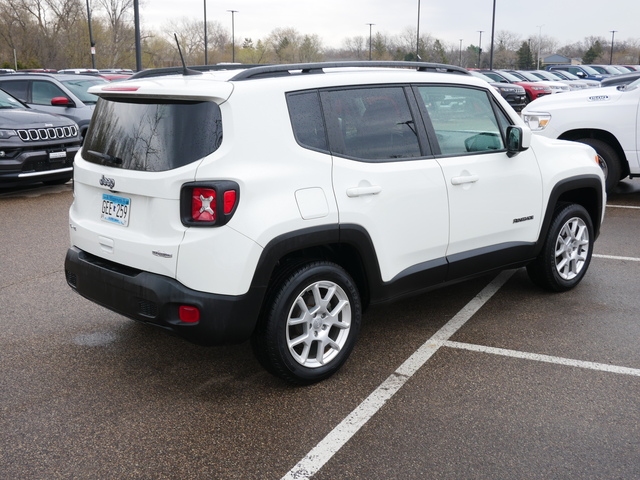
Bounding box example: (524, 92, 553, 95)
(82, 97, 223, 172)
(497, 71, 521, 82)
(580, 66, 601, 75)
(61, 78, 108, 104)
(0, 89, 25, 109)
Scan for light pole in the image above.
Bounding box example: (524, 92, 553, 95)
(489, 0, 496, 70)
(459, 39, 463, 66)
(536, 25, 543, 69)
(416, 0, 421, 61)
(477, 30, 484, 67)
(366, 23, 375, 60)
(204, 0, 208, 65)
(228, 10, 238, 63)
(85, 0, 96, 69)
(610, 30, 617, 64)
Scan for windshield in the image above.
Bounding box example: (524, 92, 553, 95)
(581, 65, 601, 75)
(61, 78, 107, 104)
(0, 89, 25, 109)
(515, 71, 539, 82)
(497, 71, 521, 82)
(83, 97, 223, 172)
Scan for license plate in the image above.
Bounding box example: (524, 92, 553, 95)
(49, 151, 66, 160)
(101, 193, 130, 227)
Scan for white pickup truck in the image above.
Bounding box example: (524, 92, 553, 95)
(522, 77, 640, 192)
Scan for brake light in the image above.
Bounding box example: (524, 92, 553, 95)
(180, 181, 240, 227)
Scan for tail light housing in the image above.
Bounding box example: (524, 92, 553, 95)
(180, 181, 240, 227)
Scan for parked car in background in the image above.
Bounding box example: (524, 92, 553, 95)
(522, 77, 640, 192)
(0, 73, 107, 141)
(506, 70, 571, 94)
(547, 69, 600, 89)
(546, 65, 610, 82)
(600, 71, 640, 87)
(0, 88, 81, 187)
(476, 69, 552, 104)
(469, 71, 527, 111)
(586, 65, 625, 76)
(527, 70, 587, 90)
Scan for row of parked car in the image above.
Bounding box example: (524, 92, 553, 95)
(1, 63, 639, 190)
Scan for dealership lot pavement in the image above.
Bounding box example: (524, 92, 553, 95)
(1, 180, 639, 480)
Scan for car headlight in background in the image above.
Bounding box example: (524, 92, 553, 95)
(522, 113, 551, 131)
(0, 129, 17, 139)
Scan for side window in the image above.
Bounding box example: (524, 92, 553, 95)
(320, 86, 421, 161)
(32, 81, 67, 105)
(0, 80, 28, 102)
(417, 85, 505, 156)
(287, 91, 328, 152)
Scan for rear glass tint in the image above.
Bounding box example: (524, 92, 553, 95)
(83, 98, 222, 172)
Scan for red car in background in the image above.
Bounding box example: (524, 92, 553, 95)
(475, 69, 552, 104)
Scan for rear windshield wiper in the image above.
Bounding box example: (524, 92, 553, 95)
(88, 150, 123, 165)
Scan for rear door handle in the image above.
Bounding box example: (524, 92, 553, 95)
(346, 185, 382, 197)
(451, 175, 479, 185)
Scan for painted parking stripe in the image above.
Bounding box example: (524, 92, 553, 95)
(606, 204, 640, 210)
(280, 270, 515, 480)
(593, 254, 640, 262)
(444, 341, 640, 377)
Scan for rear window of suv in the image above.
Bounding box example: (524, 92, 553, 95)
(83, 98, 223, 172)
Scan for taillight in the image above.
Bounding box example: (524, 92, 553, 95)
(180, 181, 239, 227)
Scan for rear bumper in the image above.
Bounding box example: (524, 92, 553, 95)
(64, 246, 265, 345)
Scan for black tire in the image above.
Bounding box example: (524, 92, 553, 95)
(576, 137, 621, 193)
(527, 203, 594, 292)
(251, 261, 362, 385)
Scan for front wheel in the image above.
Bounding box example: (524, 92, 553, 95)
(251, 261, 362, 385)
(527, 203, 594, 292)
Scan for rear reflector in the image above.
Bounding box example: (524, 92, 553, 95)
(179, 306, 200, 323)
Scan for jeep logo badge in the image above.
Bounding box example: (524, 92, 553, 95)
(99, 175, 115, 189)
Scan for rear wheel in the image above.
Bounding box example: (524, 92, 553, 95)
(527, 203, 594, 292)
(576, 138, 621, 193)
(251, 261, 362, 385)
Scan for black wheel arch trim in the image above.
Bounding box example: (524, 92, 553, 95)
(536, 174, 604, 256)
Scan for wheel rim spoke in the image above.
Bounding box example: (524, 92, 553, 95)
(554, 216, 590, 280)
(286, 279, 352, 369)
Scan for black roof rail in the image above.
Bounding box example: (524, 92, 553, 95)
(130, 64, 263, 80)
(229, 61, 470, 81)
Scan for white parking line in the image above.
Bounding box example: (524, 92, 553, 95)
(607, 204, 640, 210)
(593, 253, 640, 262)
(280, 270, 515, 480)
(443, 341, 640, 377)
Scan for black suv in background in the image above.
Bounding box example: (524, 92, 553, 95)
(0, 73, 107, 141)
(0, 88, 81, 187)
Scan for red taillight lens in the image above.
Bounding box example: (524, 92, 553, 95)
(180, 181, 240, 227)
(191, 188, 217, 222)
(223, 190, 237, 215)
(179, 306, 200, 323)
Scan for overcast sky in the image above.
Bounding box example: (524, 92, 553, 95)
(141, 0, 638, 50)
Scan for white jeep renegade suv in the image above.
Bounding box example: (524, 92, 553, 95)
(65, 62, 606, 384)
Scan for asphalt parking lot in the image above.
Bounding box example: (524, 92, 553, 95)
(1, 180, 639, 480)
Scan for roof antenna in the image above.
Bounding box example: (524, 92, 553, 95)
(174, 33, 202, 76)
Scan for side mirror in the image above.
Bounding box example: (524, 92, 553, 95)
(51, 96, 71, 106)
(506, 125, 530, 157)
